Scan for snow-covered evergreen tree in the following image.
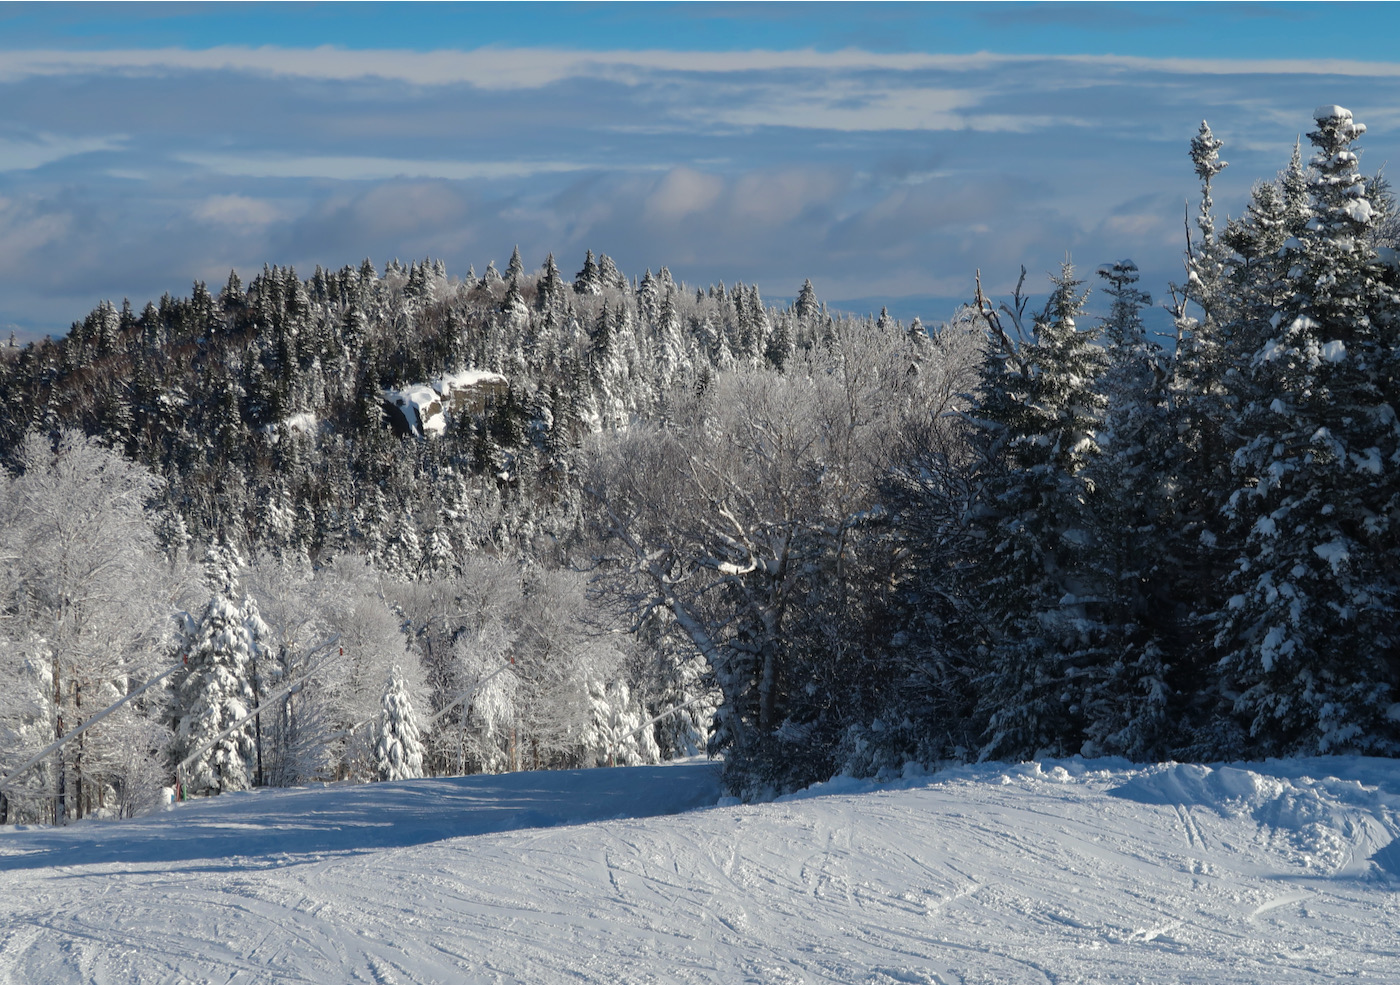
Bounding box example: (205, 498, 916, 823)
(584, 679, 659, 767)
(963, 263, 1109, 759)
(1215, 105, 1400, 755)
(173, 595, 258, 795)
(1080, 261, 1177, 758)
(374, 666, 425, 781)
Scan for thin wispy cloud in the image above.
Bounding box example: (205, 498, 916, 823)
(9, 46, 1400, 87)
(177, 153, 656, 183)
(0, 132, 126, 172)
(2, 4, 1400, 340)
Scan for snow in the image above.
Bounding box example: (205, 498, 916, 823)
(1352, 446, 1384, 475)
(258, 412, 318, 437)
(5, 757, 1400, 983)
(383, 371, 507, 437)
(1313, 104, 1351, 121)
(436, 369, 508, 393)
(382, 384, 446, 437)
(1342, 199, 1374, 224)
(1313, 538, 1350, 571)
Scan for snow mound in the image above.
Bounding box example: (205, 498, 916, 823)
(1111, 761, 1400, 876)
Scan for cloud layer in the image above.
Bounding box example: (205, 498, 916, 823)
(3, 39, 1400, 339)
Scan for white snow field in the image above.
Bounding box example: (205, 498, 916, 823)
(4, 757, 1400, 984)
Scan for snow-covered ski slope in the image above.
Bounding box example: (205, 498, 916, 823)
(4, 757, 1400, 984)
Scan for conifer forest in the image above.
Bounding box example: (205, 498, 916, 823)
(5, 104, 1400, 824)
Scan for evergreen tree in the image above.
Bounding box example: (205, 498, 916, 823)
(1216, 105, 1400, 755)
(536, 253, 566, 312)
(574, 250, 602, 295)
(794, 279, 819, 321)
(374, 666, 425, 781)
(598, 253, 626, 291)
(963, 263, 1109, 759)
(1080, 260, 1178, 758)
(173, 595, 258, 795)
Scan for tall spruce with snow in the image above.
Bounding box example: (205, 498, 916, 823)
(173, 595, 258, 794)
(1153, 121, 1248, 743)
(1080, 261, 1178, 758)
(964, 264, 1108, 759)
(1216, 106, 1400, 755)
(374, 667, 424, 781)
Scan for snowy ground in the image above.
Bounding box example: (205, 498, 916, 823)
(4, 757, 1400, 984)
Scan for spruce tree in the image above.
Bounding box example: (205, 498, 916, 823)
(374, 667, 425, 781)
(1216, 105, 1400, 755)
(964, 264, 1108, 759)
(1080, 261, 1177, 758)
(173, 595, 258, 795)
(536, 253, 566, 312)
(574, 250, 603, 295)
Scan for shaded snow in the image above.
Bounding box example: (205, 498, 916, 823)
(1314, 538, 1350, 571)
(5, 757, 1400, 983)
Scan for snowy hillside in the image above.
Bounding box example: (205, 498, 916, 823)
(4, 758, 1400, 984)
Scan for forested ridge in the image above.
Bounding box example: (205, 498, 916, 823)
(4, 104, 1400, 823)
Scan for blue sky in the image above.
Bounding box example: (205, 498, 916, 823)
(3, 2, 1400, 341)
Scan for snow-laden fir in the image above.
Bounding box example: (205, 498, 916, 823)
(4, 758, 1400, 983)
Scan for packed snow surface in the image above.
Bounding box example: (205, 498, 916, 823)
(5, 757, 1400, 983)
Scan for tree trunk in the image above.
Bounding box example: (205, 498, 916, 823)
(52, 651, 65, 825)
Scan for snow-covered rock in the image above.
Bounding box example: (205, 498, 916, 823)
(381, 370, 508, 437)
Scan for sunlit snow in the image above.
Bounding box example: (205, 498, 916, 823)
(5, 757, 1400, 983)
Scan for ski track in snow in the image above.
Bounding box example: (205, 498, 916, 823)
(4, 758, 1400, 983)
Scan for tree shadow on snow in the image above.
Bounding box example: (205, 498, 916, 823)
(0, 763, 722, 872)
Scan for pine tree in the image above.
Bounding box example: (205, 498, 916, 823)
(1080, 260, 1178, 758)
(500, 276, 528, 320)
(574, 250, 603, 295)
(173, 595, 258, 795)
(506, 245, 524, 281)
(536, 253, 566, 312)
(1216, 105, 1400, 755)
(1160, 121, 1244, 738)
(794, 279, 819, 321)
(374, 666, 425, 781)
(597, 254, 627, 291)
(964, 263, 1109, 759)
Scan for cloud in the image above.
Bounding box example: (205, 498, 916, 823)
(178, 152, 637, 182)
(0, 194, 73, 265)
(6, 45, 1400, 92)
(644, 168, 723, 221)
(0, 132, 125, 171)
(192, 194, 282, 227)
(4, 37, 1400, 346)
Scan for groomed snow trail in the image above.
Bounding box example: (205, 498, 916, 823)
(4, 758, 1400, 983)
